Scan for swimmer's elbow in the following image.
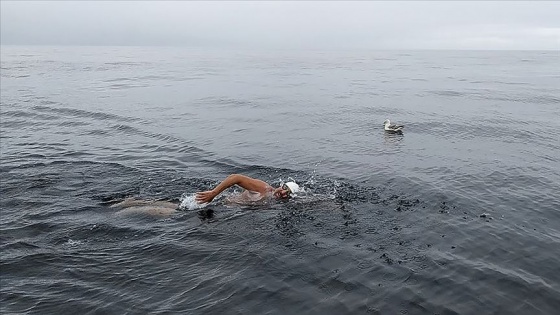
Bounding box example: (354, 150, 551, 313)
(226, 174, 256, 190)
(227, 174, 244, 183)
(217, 174, 245, 189)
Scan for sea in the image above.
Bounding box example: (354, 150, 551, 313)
(1, 46, 559, 315)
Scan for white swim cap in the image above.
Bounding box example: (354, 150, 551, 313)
(284, 181, 300, 194)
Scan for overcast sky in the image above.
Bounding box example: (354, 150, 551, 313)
(1, 1, 559, 50)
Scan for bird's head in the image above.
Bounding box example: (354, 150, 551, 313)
(384, 119, 390, 126)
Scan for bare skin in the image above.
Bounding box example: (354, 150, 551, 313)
(196, 174, 290, 204)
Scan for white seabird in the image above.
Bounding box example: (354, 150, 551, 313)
(383, 119, 404, 133)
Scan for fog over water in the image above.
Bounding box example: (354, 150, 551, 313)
(1, 1, 559, 50)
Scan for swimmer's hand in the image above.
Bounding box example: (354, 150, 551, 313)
(195, 190, 217, 204)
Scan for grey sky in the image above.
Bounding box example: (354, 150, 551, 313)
(1, 1, 559, 50)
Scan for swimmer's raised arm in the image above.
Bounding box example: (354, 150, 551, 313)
(195, 174, 271, 204)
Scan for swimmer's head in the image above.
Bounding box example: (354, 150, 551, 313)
(274, 181, 300, 199)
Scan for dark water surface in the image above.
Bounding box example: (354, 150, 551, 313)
(1, 46, 559, 314)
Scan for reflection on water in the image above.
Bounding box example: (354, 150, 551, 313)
(383, 131, 405, 147)
(197, 208, 215, 221)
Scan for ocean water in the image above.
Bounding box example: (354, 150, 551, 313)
(1, 46, 559, 314)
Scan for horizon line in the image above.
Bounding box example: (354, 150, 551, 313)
(1, 44, 557, 52)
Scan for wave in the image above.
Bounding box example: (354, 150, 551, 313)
(424, 89, 560, 105)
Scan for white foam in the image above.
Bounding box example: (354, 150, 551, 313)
(179, 193, 207, 210)
(65, 239, 83, 247)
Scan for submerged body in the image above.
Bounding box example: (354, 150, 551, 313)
(111, 198, 179, 216)
(225, 189, 274, 205)
(110, 193, 268, 217)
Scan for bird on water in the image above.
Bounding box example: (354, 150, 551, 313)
(383, 119, 404, 134)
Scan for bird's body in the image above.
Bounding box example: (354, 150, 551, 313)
(384, 119, 404, 133)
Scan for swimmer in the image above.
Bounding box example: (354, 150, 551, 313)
(109, 174, 300, 216)
(196, 174, 299, 204)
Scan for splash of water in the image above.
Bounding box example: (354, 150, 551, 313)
(179, 193, 207, 210)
